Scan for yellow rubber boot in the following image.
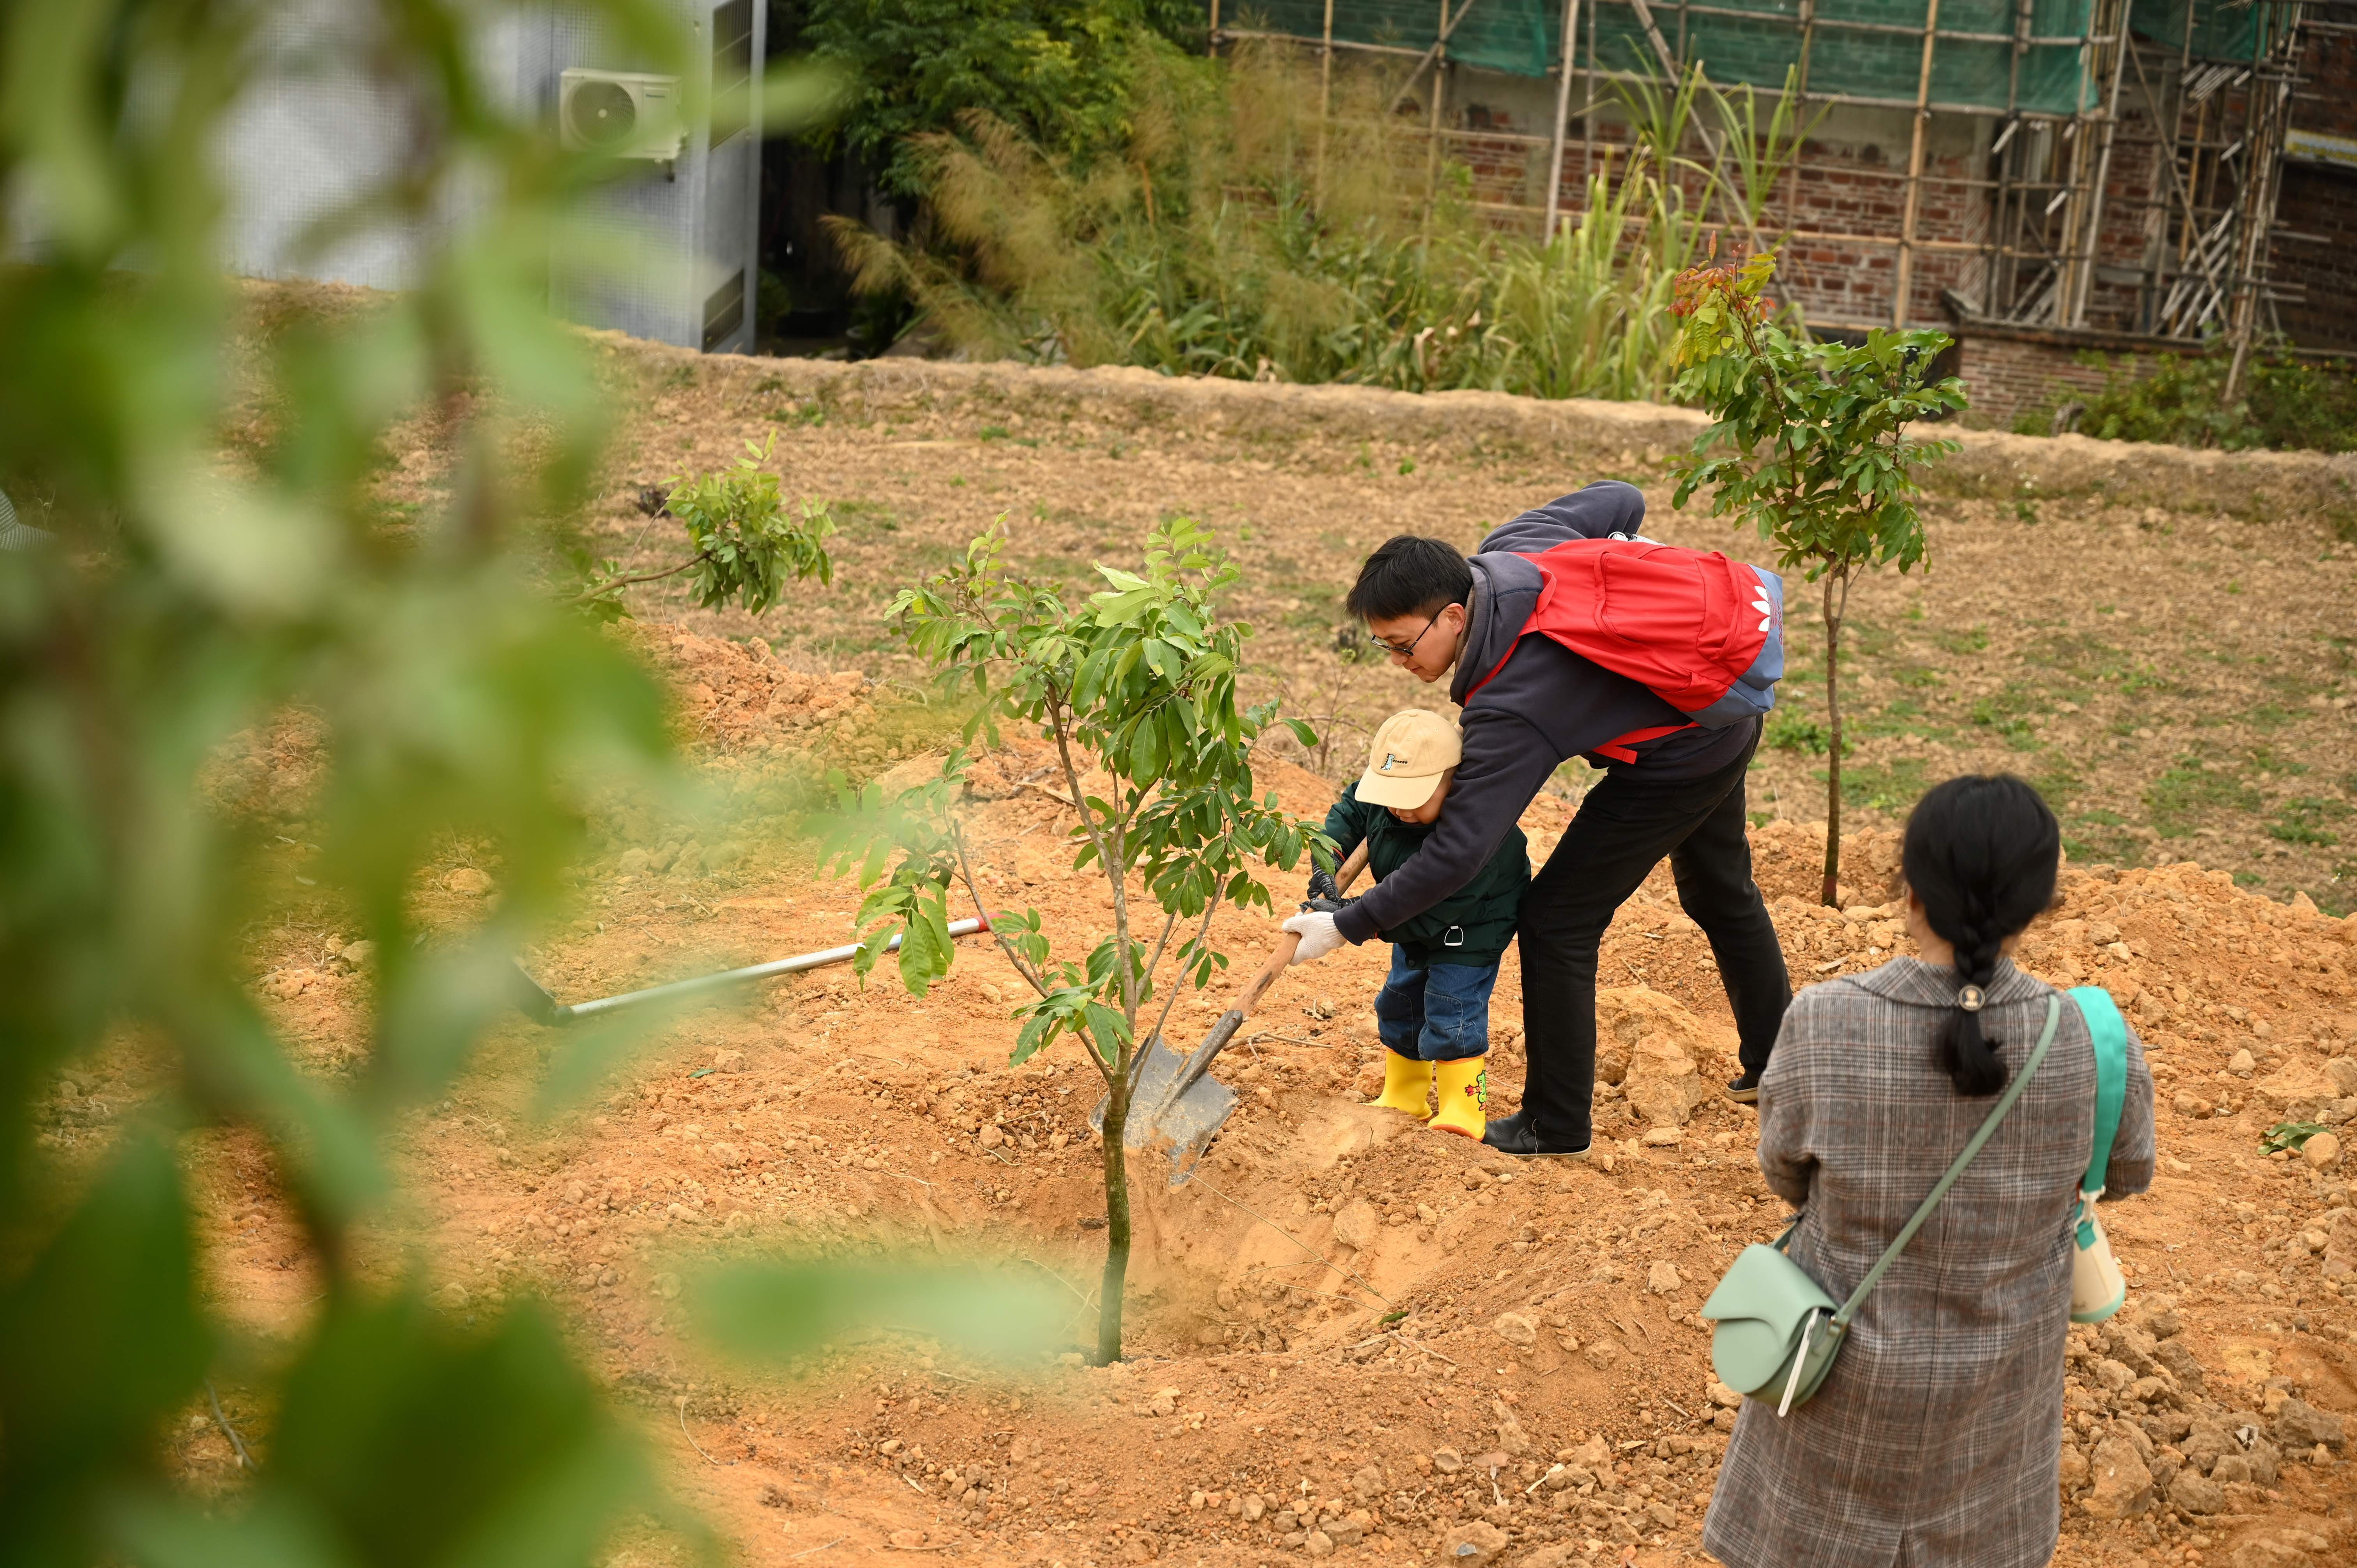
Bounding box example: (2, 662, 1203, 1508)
(1429, 1056, 1487, 1140)
(1368, 1050, 1434, 1119)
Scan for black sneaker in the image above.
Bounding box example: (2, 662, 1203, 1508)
(1726, 1072, 1761, 1105)
(1480, 1109, 1592, 1159)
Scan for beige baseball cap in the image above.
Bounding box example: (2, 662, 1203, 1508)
(1357, 709, 1462, 809)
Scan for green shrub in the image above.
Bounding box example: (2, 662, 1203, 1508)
(800, 0, 1203, 196)
(2026, 347, 2357, 454)
(1765, 711, 1830, 754)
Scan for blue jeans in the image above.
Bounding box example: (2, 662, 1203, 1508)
(1372, 948, 1500, 1062)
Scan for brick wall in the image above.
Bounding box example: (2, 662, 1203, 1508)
(2273, 164, 2357, 352)
(2276, 32, 2357, 351)
(2296, 31, 2357, 142)
(1951, 333, 2126, 429)
(1486, 116, 1995, 328)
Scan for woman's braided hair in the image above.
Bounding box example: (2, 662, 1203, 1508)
(1901, 774, 2061, 1097)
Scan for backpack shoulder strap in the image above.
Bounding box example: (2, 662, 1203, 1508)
(1831, 994, 2063, 1327)
(2069, 986, 2130, 1200)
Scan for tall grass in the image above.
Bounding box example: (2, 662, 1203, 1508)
(831, 41, 1767, 402)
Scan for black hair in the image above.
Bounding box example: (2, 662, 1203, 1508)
(1346, 536, 1474, 623)
(1901, 774, 2061, 1097)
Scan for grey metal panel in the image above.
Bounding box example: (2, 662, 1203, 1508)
(217, 2, 437, 290)
(701, 132, 754, 352)
(542, 0, 763, 352)
(211, 0, 760, 355)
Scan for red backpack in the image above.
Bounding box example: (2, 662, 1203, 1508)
(1465, 538, 1787, 762)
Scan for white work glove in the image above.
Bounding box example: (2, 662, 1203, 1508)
(1281, 910, 1345, 964)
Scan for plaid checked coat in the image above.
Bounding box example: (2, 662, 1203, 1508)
(1702, 957, 2155, 1568)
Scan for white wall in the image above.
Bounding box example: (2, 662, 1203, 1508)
(215, 0, 760, 353)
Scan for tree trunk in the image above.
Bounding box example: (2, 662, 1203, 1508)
(1094, 1069, 1133, 1364)
(1819, 570, 1845, 907)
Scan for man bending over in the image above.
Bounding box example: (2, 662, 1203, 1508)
(1282, 480, 1792, 1158)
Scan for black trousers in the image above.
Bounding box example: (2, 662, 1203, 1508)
(1511, 733, 1790, 1142)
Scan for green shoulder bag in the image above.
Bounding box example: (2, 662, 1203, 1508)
(1701, 993, 2063, 1416)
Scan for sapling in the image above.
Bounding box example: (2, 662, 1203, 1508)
(1668, 250, 1966, 903)
(825, 518, 1322, 1361)
(571, 433, 836, 618)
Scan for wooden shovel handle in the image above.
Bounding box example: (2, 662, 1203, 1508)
(1234, 931, 1302, 1017)
(1228, 842, 1371, 1020)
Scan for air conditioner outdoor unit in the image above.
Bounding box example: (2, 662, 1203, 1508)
(560, 69, 684, 161)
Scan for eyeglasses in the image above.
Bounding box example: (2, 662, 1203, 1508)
(1367, 610, 1442, 659)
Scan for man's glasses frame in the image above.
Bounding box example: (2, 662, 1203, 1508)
(1368, 609, 1442, 659)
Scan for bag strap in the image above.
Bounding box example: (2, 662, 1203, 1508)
(1830, 994, 2063, 1328)
(2069, 986, 2129, 1201)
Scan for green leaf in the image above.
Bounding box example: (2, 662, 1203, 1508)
(1083, 1002, 1131, 1065)
(263, 1294, 663, 1568)
(0, 1136, 206, 1546)
(897, 895, 955, 997)
(692, 1259, 1067, 1367)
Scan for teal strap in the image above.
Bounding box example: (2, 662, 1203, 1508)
(1830, 994, 2063, 1328)
(2069, 986, 2129, 1204)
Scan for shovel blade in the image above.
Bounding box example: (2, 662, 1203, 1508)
(1087, 1033, 1240, 1188)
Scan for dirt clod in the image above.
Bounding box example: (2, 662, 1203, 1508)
(2081, 1433, 2155, 1518)
(1491, 1312, 1537, 1347)
(1332, 1199, 1380, 1252)
(1440, 1520, 1508, 1564)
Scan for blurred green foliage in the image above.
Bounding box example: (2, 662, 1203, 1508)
(0, 4, 1041, 1564)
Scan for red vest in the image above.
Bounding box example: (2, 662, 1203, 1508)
(1464, 539, 1785, 763)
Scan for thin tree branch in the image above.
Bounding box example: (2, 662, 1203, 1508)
(947, 819, 1048, 998)
(1104, 787, 1139, 1023)
(565, 551, 710, 606)
(1044, 695, 1136, 1068)
(1046, 703, 1118, 923)
(1141, 904, 1180, 997)
(1144, 893, 1223, 1054)
(205, 1379, 251, 1468)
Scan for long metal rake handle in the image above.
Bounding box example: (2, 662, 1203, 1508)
(537, 916, 991, 1024)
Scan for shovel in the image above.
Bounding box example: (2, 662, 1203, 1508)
(509, 916, 995, 1026)
(1093, 844, 1369, 1187)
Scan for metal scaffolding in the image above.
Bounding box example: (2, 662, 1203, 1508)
(1208, 0, 2314, 357)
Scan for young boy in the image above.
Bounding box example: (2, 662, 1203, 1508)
(1315, 710, 1529, 1140)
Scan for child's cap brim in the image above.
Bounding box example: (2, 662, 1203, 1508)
(1357, 766, 1443, 809)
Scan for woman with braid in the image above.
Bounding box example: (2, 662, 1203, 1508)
(1703, 775, 2155, 1568)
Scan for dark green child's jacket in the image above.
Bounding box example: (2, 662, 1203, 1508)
(1321, 784, 1529, 969)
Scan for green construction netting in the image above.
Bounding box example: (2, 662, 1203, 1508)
(2126, 0, 2291, 64)
(1235, 0, 2280, 115)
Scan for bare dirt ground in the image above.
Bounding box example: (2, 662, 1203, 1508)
(79, 319, 2357, 1568)
(544, 345, 2357, 914)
